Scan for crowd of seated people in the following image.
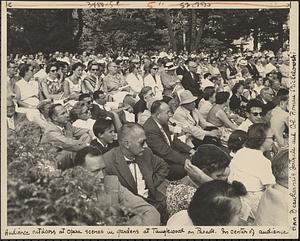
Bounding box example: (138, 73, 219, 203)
(6, 46, 290, 226)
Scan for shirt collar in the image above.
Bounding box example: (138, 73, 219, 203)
(153, 118, 164, 130)
(93, 101, 104, 109)
(96, 138, 108, 148)
(56, 125, 64, 132)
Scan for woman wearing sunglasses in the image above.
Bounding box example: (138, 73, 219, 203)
(228, 122, 276, 216)
(40, 62, 64, 100)
(81, 61, 101, 94)
(143, 62, 164, 100)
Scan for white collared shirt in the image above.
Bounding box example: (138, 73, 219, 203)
(7, 117, 15, 130)
(93, 101, 106, 111)
(123, 155, 148, 198)
(153, 119, 171, 146)
(96, 138, 108, 148)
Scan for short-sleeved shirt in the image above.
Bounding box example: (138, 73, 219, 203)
(228, 147, 276, 192)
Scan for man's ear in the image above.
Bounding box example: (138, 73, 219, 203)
(121, 139, 130, 149)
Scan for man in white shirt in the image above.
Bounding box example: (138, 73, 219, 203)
(102, 123, 169, 223)
(253, 76, 264, 94)
(265, 57, 277, 75)
(257, 87, 274, 105)
(144, 100, 195, 180)
(238, 99, 265, 132)
(73, 146, 160, 226)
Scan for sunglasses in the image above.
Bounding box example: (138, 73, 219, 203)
(50, 69, 57, 72)
(251, 112, 263, 117)
(152, 67, 158, 70)
(91, 68, 99, 71)
(266, 136, 276, 141)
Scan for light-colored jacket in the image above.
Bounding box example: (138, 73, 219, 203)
(103, 175, 161, 226)
(144, 73, 164, 99)
(173, 106, 208, 141)
(41, 122, 92, 152)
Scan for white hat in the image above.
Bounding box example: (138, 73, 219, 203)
(179, 90, 198, 105)
(165, 62, 177, 71)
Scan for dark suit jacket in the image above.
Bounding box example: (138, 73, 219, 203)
(102, 146, 169, 203)
(229, 94, 248, 112)
(176, 66, 189, 76)
(102, 175, 160, 225)
(90, 138, 118, 154)
(181, 71, 202, 97)
(246, 63, 259, 77)
(133, 99, 147, 122)
(90, 104, 108, 120)
(143, 117, 191, 165)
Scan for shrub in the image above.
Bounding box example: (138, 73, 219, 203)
(7, 121, 133, 225)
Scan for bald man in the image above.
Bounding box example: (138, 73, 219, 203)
(102, 122, 169, 223)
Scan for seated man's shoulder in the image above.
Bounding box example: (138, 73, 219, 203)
(143, 117, 155, 129)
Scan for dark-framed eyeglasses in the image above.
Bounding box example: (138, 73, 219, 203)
(250, 112, 263, 117)
(91, 68, 99, 71)
(50, 69, 57, 73)
(266, 136, 276, 141)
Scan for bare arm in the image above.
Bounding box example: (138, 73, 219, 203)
(41, 80, 62, 100)
(15, 85, 34, 108)
(63, 79, 70, 98)
(217, 110, 239, 130)
(82, 78, 95, 93)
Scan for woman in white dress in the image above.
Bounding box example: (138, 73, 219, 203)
(143, 62, 163, 100)
(125, 62, 143, 95)
(228, 123, 276, 215)
(63, 62, 83, 101)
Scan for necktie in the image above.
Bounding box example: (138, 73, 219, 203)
(127, 160, 136, 165)
(127, 161, 138, 183)
(161, 126, 171, 146)
(153, 75, 157, 83)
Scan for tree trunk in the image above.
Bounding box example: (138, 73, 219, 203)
(190, 9, 197, 52)
(277, 19, 284, 51)
(74, 9, 83, 51)
(163, 9, 177, 52)
(193, 10, 209, 52)
(253, 27, 259, 50)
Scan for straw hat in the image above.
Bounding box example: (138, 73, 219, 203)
(179, 90, 198, 105)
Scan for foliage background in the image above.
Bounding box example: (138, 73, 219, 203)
(7, 122, 133, 226)
(7, 8, 289, 54)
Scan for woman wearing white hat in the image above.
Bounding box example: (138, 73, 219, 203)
(160, 62, 181, 102)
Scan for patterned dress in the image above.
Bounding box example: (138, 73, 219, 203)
(166, 182, 197, 217)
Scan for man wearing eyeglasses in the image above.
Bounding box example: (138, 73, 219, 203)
(103, 61, 130, 94)
(238, 99, 265, 132)
(257, 87, 274, 105)
(102, 123, 169, 224)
